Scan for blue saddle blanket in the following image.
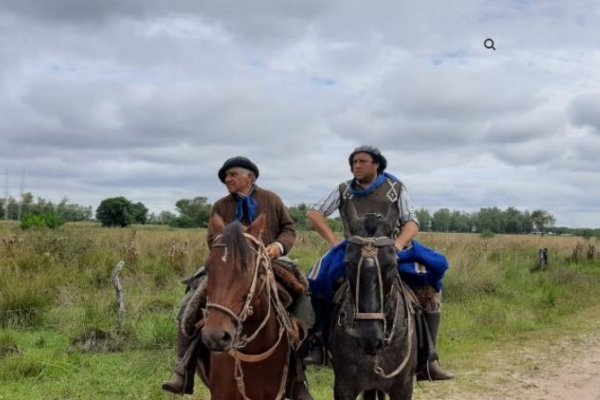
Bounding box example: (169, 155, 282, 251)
(307, 239, 449, 302)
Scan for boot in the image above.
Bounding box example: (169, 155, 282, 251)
(416, 312, 454, 381)
(289, 350, 314, 400)
(161, 329, 196, 395)
(161, 370, 194, 395)
(290, 380, 314, 400)
(303, 333, 325, 366)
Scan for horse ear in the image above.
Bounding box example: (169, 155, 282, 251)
(210, 213, 225, 235)
(246, 214, 267, 239)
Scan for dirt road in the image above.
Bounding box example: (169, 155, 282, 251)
(416, 324, 600, 400)
(492, 331, 600, 400)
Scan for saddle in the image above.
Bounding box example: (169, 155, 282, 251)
(180, 258, 311, 338)
(272, 257, 309, 300)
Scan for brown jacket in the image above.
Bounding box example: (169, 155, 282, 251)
(207, 186, 296, 254)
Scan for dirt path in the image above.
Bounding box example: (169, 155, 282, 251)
(416, 318, 600, 400)
(486, 331, 600, 400)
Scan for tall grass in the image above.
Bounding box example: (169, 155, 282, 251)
(1, 222, 599, 399)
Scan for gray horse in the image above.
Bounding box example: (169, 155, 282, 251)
(329, 205, 417, 400)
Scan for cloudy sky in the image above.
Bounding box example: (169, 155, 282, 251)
(1, 0, 599, 227)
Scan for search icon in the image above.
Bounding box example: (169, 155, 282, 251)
(484, 38, 496, 51)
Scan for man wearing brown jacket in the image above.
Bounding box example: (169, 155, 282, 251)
(162, 156, 313, 400)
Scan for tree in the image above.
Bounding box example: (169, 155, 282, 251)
(55, 198, 93, 221)
(288, 204, 310, 230)
(431, 208, 452, 232)
(531, 209, 556, 235)
(96, 197, 144, 227)
(173, 197, 212, 227)
(148, 211, 178, 225)
(474, 207, 505, 233)
(130, 202, 148, 224)
(415, 208, 432, 232)
(449, 210, 472, 232)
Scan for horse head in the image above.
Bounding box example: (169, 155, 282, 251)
(201, 213, 267, 352)
(344, 202, 399, 355)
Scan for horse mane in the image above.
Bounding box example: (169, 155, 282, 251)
(221, 221, 253, 274)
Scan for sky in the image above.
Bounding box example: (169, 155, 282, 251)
(1, 0, 599, 227)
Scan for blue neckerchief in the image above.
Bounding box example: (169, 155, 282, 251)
(351, 172, 400, 198)
(234, 186, 258, 223)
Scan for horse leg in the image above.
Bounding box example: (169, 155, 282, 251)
(361, 390, 386, 400)
(389, 377, 414, 400)
(208, 356, 244, 400)
(334, 378, 361, 400)
(362, 390, 377, 400)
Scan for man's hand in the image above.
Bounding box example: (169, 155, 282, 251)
(394, 238, 409, 252)
(394, 221, 419, 252)
(265, 243, 283, 260)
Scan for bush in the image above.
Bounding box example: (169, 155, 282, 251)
(21, 213, 64, 230)
(0, 334, 20, 358)
(479, 229, 495, 238)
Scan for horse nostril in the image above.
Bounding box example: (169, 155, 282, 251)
(220, 331, 232, 348)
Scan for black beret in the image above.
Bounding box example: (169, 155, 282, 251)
(348, 145, 387, 174)
(218, 156, 260, 183)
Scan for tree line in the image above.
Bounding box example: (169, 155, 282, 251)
(1, 193, 92, 228)
(2, 193, 599, 237)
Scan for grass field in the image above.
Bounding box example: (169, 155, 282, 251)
(1, 221, 599, 399)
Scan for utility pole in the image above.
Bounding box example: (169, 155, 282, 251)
(3, 168, 9, 220)
(17, 168, 25, 221)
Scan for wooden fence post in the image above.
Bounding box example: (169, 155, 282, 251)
(112, 260, 125, 332)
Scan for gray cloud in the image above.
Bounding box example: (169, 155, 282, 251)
(568, 92, 600, 134)
(2, 0, 600, 227)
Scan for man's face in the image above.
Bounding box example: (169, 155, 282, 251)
(224, 167, 254, 194)
(352, 152, 379, 183)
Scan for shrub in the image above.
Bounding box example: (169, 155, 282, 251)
(0, 334, 20, 358)
(479, 229, 495, 238)
(21, 213, 64, 230)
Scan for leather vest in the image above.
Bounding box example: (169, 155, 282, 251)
(338, 178, 402, 239)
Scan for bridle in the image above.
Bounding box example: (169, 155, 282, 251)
(346, 234, 415, 379)
(205, 233, 277, 349)
(347, 235, 395, 331)
(203, 231, 292, 400)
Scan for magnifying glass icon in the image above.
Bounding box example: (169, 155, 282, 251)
(484, 38, 496, 51)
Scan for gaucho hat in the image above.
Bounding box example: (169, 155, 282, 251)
(348, 145, 387, 174)
(218, 156, 260, 183)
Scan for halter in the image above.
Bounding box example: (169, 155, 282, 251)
(203, 232, 293, 400)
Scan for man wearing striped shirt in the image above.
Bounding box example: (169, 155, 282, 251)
(304, 145, 454, 381)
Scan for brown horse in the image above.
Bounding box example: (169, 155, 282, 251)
(200, 214, 295, 400)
